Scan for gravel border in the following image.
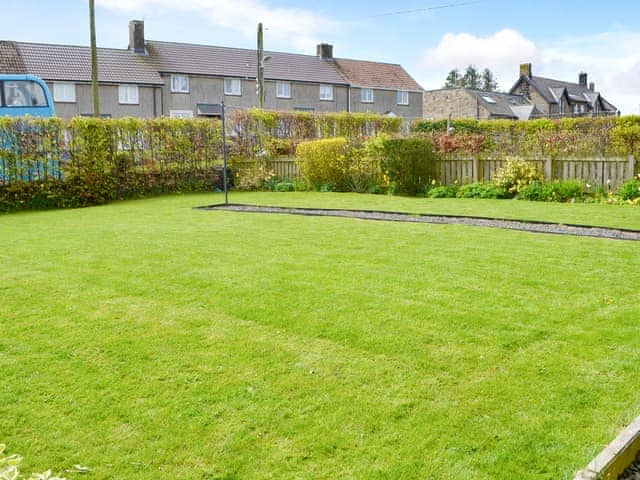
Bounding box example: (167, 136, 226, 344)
(196, 203, 640, 241)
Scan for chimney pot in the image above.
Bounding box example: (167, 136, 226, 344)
(316, 43, 333, 60)
(129, 20, 146, 55)
(579, 72, 588, 86)
(520, 63, 532, 78)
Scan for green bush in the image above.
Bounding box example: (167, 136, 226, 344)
(0, 117, 225, 212)
(427, 184, 458, 198)
(519, 181, 547, 201)
(296, 137, 351, 191)
(456, 182, 506, 199)
(492, 158, 544, 196)
(368, 136, 436, 196)
(544, 180, 585, 202)
(295, 138, 380, 192)
(618, 178, 640, 200)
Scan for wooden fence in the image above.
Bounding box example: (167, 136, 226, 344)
(434, 155, 636, 189)
(235, 155, 636, 189)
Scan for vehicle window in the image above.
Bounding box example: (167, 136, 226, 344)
(3, 81, 48, 107)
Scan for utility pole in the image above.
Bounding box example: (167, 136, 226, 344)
(89, 0, 100, 117)
(257, 22, 265, 109)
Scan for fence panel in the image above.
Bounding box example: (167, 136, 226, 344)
(434, 155, 635, 188)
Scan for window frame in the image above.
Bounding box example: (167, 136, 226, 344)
(170, 75, 189, 94)
(169, 109, 194, 119)
(276, 81, 292, 99)
(224, 78, 242, 96)
(118, 84, 139, 105)
(397, 90, 409, 106)
(361, 88, 374, 104)
(319, 84, 333, 101)
(53, 82, 76, 103)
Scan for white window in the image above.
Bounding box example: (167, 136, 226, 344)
(169, 110, 194, 119)
(276, 81, 291, 99)
(170, 75, 189, 93)
(397, 90, 409, 106)
(224, 78, 241, 96)
(319, 84, 333, 101)
(53, 83, 76, 103)
(118, 85, 139, 104)
(361, 88, 374, 103)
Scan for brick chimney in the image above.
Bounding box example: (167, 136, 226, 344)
(316, 43, 333, 60)
(520, 63, 532, 78)
(129, 20, 146, 55)
(579, 72, 588, 86)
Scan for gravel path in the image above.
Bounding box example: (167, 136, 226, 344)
(198, 203, 640, 242)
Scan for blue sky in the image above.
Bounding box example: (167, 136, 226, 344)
(4, 0, 640, 112)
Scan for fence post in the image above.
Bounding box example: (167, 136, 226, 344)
(472, 154, 479, 183)
(544, 157, 553, 181)
(628, 155, 636, 178)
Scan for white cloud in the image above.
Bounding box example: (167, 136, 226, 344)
(416, 28, 640, 114)
(96, 0, 340, 52)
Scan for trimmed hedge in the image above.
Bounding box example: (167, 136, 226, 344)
(413, 116, 640, 161)
(1, 117, 224, 212)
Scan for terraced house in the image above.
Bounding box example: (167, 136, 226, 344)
(0, 20, 424, 120)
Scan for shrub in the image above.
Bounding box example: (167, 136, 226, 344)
(368, 136, 436, 196)
(519, 181, 546, 201)
(456, 182, 506, 199)
(618, 177, 640, 200)
(295, 138, 380, 192)
(427, 184, 458, 198)
(296, 137, 351, 191)
(544, 180, 585, 202)
(492, 158, 544, 196)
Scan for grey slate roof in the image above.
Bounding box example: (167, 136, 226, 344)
(146, 41, 349, 85)
(466, 89, 543, 119)
(0, 41, 26, 73)
(11, 42, 163, 85)
(512, 75, 617, 112)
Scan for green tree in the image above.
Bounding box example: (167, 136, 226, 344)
(462, 65, 481, 89)
(481, 68, 498, 91)
(444, 65, 499, 91)
(443, 69, 462, 88)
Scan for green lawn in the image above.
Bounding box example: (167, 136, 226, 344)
(1, 192, 639, 479)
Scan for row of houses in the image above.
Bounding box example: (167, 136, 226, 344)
(0, 20, 619, 121)
(0, 20, 423, 120)
(423, 63, 619, 121)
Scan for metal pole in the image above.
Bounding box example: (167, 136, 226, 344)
(257, 22, 264, 109)
(221, 101, 228, 206)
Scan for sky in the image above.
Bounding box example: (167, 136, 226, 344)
(3, 0, 640, 113)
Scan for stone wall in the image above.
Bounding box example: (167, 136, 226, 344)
(423, 88, 489, 120)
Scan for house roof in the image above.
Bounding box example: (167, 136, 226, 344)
(333, 58, 423, 91)
(7, 42, 163, 85)
(146, 41, 348, 85)
(465, 89, 543, 119)
(0, 41, 26, 73)
(512, 75, 617, 111)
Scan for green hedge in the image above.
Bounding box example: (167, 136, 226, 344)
(231, 109, 403, 160)
(413, 116, 640, 161)
(0, 117, 224, 212)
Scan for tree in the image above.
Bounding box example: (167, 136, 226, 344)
(443, 65, 499, 91)
(462, 65, 481, 89)
(89, 0, 100, 117)
(443, 68, 462, 88)
(481, 68, 498, 91)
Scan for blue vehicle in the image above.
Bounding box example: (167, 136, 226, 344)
(0, 74, 55, 117)
(1, 75, 58, 183)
